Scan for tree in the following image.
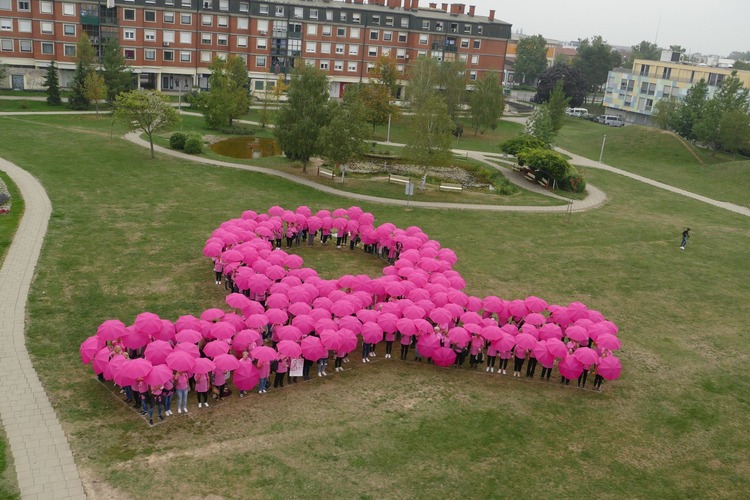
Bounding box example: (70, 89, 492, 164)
(734, 60, 750, 71)
(573, 36, 622, 100)
(114, 90, 181, 159)
(438, 59, 468, 119)
(499, 134, 550, 156)
(83, 71, 107, 114)
(525, 105, 555, 146)
(624, 40, 661, 68)
(69, 33, 96, 110)
(371, 55, 399, 98)
(43, 61, 62, 106)
(101, 37, 133, 104)
(0, 63, 7, 85)
(547, 80, 570, 133)
(407, 56, 441, 108)
(533, 64, 588, 107)
(674, 79, 708, 140)
(514, 35, 548, 85)
(718, 109, 750, 155)
(651, 97, 681, 130)
(693, 73, 750, 150)
(318, 99, 369, 174)
(405, 94, 453, 167)
(468, 71, 504, 134)
(273, 65, 330, 173)
(203, 55, 249, 129)
(516, 148, 573, 181)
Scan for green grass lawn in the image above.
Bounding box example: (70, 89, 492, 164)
(556, 118, 750, 207)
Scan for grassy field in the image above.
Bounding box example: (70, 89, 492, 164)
(0, 112, 749, 498)
(556, 117, 750, 207)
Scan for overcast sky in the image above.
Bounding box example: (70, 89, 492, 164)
(469, 0, 747, 57)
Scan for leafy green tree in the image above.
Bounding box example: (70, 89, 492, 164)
(273, 65, 330, 173)
(43, 61, 62, 106)
(693, 73, 750, 150)
(533, 64, 588, 107)
(83, 71, 107, 114)
(371, 55, 399, 98)
(624, 41, 661, 68)
(101, 38, 133, 104)
(516, 148, 574, 182)
(438, 59, 468, 119)
(407, 56, 441, 108)
(525, 105, 555, 146)
(0, 63, 7, 84)
(573, 36, 622, 99)
(499, 134, 550, 156)
(734, 60, 750, 71)
(69, 33, 96, 110)
(718, 109, 750, 155)
(114, 90, 181, 159)
(514, 35, 548, 85)
(547, 80, 570, 132)
(405, 94, 453, 167)
(651, 97, 681, 130)
(674, 79, 708, 140)
(203, 55, 249, 129)
(318, 99, 369, 174)
(468, 71, 504, 134)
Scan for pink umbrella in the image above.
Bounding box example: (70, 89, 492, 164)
(361, 323, 384, 344)
(97, 319, 126, 341)
(573, 347, 600, 368)
(174, 343, 200, 358)
(203, 340, 230, 358)
(265, 308, 289, 325)
(320, 329, 343, 351)
(539, 323, 563, 341)
(288, 301, 312, 316)
(338, 329, 358, 354)
(597, 355, 622, 380)
(429, 307, 452, 325)
(396, 318, 418, 336)
(154, 320, 176, 342)
(276, 325, 303, 341)
(233, 362, 261, 390)
(145, 364, 173, 386)
(378, 313, 399, 333)
(459, 311, 483, 325)
(80, 336, 103, 364)
(192, 357, 216, 375)
(121, 327, 149, 350)
(119, 358, 153, 382)
(292, 315, 315, 334)
(545, 338, 569, 358)
(565, 325, 589, 343)
(482, 296, 505, 314)
(245, 314, 269, 329)
(226, 293, 252, 310)
(558, 355, 584, 380)
(330, 300, 358, 317)
(448, 327, 470, 347)
(166, 350, 196, 372)
(104, 355, 126, 381)
(595, 333, 621, 351)
(479, 325, 503, 342)
(175, 315, 201, 332)
(524, 313, 546, 327)
(92, 347, 112, 375)
(300, 336, 327, 361)
(233, 329, 262, 349)
(524, 296, 548, 313)
(210, 322, 236, 341)
(276, 340, 303, 359)
(515, 333, 538, 351)
(265, 265, 286, 281)
(251, 345, 279, 363)
(507, 300, 529, 319)
(266, 293, 290, 309)
(175, 329, 202, 344)
(567, 302, 590, 321)
(134, 312, 163, 336)
(493, 333, 516, 353)
(200, 308, 225, 322)
(417, 333, 441, 358)
(144, 340, 173, 365)
(214, 353, 241, 371)
(432, 347, 457, 367)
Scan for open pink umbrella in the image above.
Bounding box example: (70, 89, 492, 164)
(483, 296, 505, 314)
(265, 308, 289, 325)
(233, 362, 261, 390)
(524, 313, 546, 327)
(417, 333, 441, 358)
(479, 325, 502, 342)
(573, 347, 599, 368)
(145, 364, 173, 386)
(429, 307, 452, 325)
(377, 313, 399, 333)
(175, 315, 201, 332)
(104, 355, 126, 381)
(245, 314, 269, 329)
(166, 350, 196, 372)
(432, 347, 457, 367)
(144, 340, 173, 365)
(330, 300, 358, 318)
(396, 318, 417, 336)
(276, 340, 303, 359)
(524, 296, 548, 313)
(493, 332, 516, 353)
(539, 323, 563, 341)
(175, 329, 202, 344)
(192, 357, 216, 375)
(226, 293, 252, 310)
(203, 340, 230, 358)
(251, 345, 279, 363)
(174, 342, 200, 358)
(80, 336, 103, 364)
(597, 355, 622, 380)
(92, 347, 112, 375)
(565, 325, 589, 343)
(448, 327, 470, 347)
(300, 336, 327, 361)
(119, 358, 153, 382)
(214, 353, 240, 371)
(200, 308, 225, 322)
(210, 322, 236, 341)
(134, 312, 163, 336)
(507, 300, 529, 319)
(121, 327, 149, 350)
(266, 293, 290, 309)
(459, 311, 483, 325)
(276, 325, 303, 341)
(361, 323, 384, 344)
(97, 319, 126, 341)
(545, 338, 569, 358)
(515, 333, 538, 351)
(595, 333, 621, 351)
(320, 329, 343, 351)
(558, 355, 583, 380)
(233, 329, 262, 350)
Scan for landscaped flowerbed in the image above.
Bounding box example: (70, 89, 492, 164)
(0, 178, 11, 214)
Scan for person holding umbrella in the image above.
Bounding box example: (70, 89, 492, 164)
(486, 342, 497, 373)
(273, 357, 288, 388)
(174, 371, 189, 413)
(213, 367, 226, 401)
(512, 347, 527, 378)
(257, 359, 270, 394)
(149, 386, 166, 423)
(213, 258, 223, 286)
(195, 372, 210, 408)
(163, 377, 174, 416)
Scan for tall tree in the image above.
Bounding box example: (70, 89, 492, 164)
(651, 97, 681, 131)
(371, 55, 399, 98)
(514, 35, 548, 85)
(674, 79, 709, 140)
(114, 90, 180, 159)
(83, 71, 107, 114)
(318, 99, 369, 174)
(69, 33, 96, 110)
(438, 59, 468, 120)
(573, 36, 622, 100)
(43, 61, 62, 106)
(405, 94, 453, 167)
(525, 105, 555, 147)
(547, 80, 570, 133)
(533, 64, 588, 107)
(718, 109, 750, 155)
(693, 73, 750, 149)
(101, 37, 133, 104)
(274, 65, 330, 173)
(203, 55, 249, 128)
(406, 56, 441, 108)
(468, 71, 503, 134)
(624, 40, 661, 68)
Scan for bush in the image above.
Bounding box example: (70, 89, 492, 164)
(169, 132, 187, 150)
(0, 192, 10, 205)
(183, 134, 204, 155)
(560, 173, 587, 193)
(516, 148, 573, 181)
(499, 134, 550, 156)
(219, 127, 257, 135)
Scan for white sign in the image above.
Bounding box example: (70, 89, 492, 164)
(289, 358, 304, 377)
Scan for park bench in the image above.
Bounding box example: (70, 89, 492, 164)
(524, 170, 537, 183)
(317, 167, 335, 180)
(439, 183, 463, 193)
(388, 174, 410, 185)
(538, 177, 549, 189)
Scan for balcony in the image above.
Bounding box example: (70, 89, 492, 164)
(431, 42, 457, 52)
(287, 31, 301, 39)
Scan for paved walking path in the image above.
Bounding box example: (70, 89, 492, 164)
(0, 158, 87, 499)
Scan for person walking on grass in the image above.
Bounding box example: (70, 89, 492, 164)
(680, 228, 690, 250)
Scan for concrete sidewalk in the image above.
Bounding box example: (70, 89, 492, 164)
(0, 158, 86, 499)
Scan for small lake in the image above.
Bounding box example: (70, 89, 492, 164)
(211, 136, 281, 159)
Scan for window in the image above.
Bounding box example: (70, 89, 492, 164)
(662, 67, 672, 79)
(64, 44, 76, 56)
(384, 17, 393, 27)
(63, 24, 75, 36)
(217, 34, 227, 45)
(367, 62, 374, 72)
(179, 51, 190, 62)
(348, 44, 358, 56)
(275, 6, 284, 17)
(144, 10, 156, 22)
(647, 83, 656, 95)
(348, 62, 357, 72)
(422, 20, 429, 30)
(473, 40, 480, 49)
(460, 38, 468, 48)
(419, 34, 428, 45)
(450, 23, 458, 33)
(458, 53, 467, 62)
(639, 81, 648, 94)
(400, 17, 409, 28)
(41, 21, 53, 34)
(201, 14, 212, 26)
(436, 22, 443, 32)
(334, 61, 343, 71)
(219, 0, 228, 11)
(381, 47, 390, 57)
(306, 41, 316, 53)
(397, 64, 404, 73)
(18, 0, 29, 11)
(620, 78, 628, 91)
(18, 19, 31, 32)
(294, 7, 302, 18)
(350, 27, 360, 38)
(645, 98, 653, 112)
(123, 8, 135, 21)
(237, 35, 247, 47)
(257, 20, 268, 34)
(326, 11, 332, 21)
(180, 31, 191, 44)
(320, 60, 329, 70)
(398, 32, 407, 42)
(124, 29, 136, 40)
(463, 24, 471, 33)
(62, 0, 74, 11)
(417, 50, 426, 57)
(310, 9, 318, 19)
(39, 1, 52, 14)
(163, 50, 174, 61)
(256, 55, 266, 67)
(200, 50, 210, 62)
(369, 30, 379, 40)
(124, 49, 135, 59)
(0, 38, 12, 51)
(141, 29, 155, 41)
(144, 48, 156, 60)
(0, 0, 8, 9)
(256, 38, 266, 49)
(19, 39, 32, 51)
(396, 48, 405, 59)
(337, 27, 346, 37)
(476, 25, 482, 35)
(164, 11, 174, 23)
(320, 42, 330, 54)
(307, 24, 317, 35)
(469, 70, 477, 80)
(367, 46, 377, 57)
(322, 25, 331, 36)
(335, 43, 344, 54)
(259, 4, 268, 15)
(237, 18, 248, 30)
(201, 33, 211, 44)
(41, 41, 54, 54)
(163, 31, 175, 43)
(383, 31, 392, 41)
(239, 2, 248, 13)
(217, 16, 228, 27)
(470, 54, 478, 65)
(181, 0, 190, 7)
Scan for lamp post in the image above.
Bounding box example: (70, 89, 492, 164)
(599, 134, 607, 163)
(386, 113, 392, 143)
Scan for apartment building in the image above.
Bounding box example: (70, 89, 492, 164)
(0, 0, 511, 97)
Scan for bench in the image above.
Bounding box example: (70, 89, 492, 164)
(524, 170, 537, 183)
(317, 167, 335, 180)
(388, 174, 410, 185)
(538, 177, 549, 188)
(439, 183, 463, 193)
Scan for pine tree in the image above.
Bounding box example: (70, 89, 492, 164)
(69, 33, 96, 110)
(43, 60, 62, 106)
(102, 38, 133, 104)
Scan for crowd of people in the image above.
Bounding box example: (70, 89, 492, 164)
(81, 205, 622, 424)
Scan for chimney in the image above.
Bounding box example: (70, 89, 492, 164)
(468, 5, 475, 16)
(411, 0, 419, 10)
(354, 0, 364, 3)
(429, 2, 436, 8)
(489, 9, 495, 21)
(441, 3, 448, 11)
(388, 0, 399, 8)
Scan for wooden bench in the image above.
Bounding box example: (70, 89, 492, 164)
(538, 177, 549, 188)
(317, 167, 335, 180)
(524, 170, 537, 183)
(388, 174, 410, 185)
(439, 183, 463, 193)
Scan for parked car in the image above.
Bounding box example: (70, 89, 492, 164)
(602, 115, 625, 127)
(565, 107, 589, 118)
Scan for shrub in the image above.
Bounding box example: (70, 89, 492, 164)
(516, 148, 573, 181)
(0, 192, 10, 205)
(183, 134, 204, 155)
(169, 132, 187, 150)
(561, 173, 587, 193)
(219, 127, 257, 135)
(499, 134, 550, 156)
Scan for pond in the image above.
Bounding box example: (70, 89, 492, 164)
(210, 136, 281, 159)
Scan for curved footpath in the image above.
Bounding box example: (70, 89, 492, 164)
(0, 158, 86, 499)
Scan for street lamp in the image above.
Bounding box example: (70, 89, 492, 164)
(386, 113, 392, 143)
(599, 134, 607, 163)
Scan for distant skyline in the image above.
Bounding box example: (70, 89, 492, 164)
(468, 0, 748, 57)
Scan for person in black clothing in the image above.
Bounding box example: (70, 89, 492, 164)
(680, 227, 690, 250)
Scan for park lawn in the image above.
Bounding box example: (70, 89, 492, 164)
(556, 118, 750, 207)
(1, 113, 749, 498)
(0, 99, 78, 112)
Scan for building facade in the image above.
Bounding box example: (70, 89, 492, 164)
(0, 0, 510, 97)
(604, 53, 750, 125)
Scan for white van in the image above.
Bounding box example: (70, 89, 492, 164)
(566, 107, 589, 118)
(602, 115, 625, 127)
